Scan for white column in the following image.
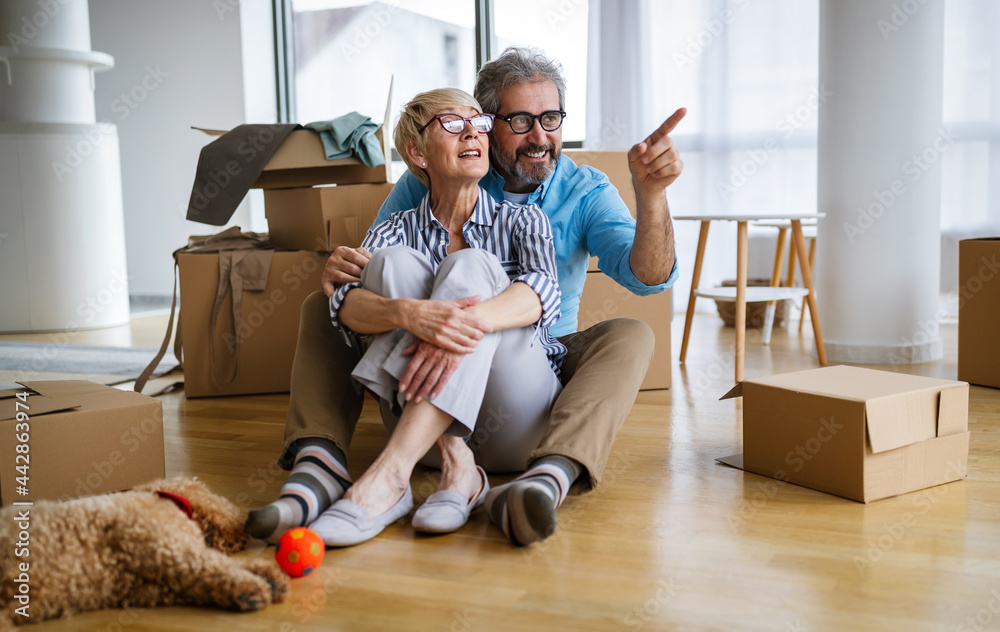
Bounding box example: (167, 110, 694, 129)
(0, 0, 128, 332)
(816, 0, 945, 364)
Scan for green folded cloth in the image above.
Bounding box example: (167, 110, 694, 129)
(305, 112, 385, 167)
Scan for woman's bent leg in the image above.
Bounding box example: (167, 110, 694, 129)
(470, 324, 562, 473)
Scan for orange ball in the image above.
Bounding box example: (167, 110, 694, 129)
(275, 527, 325, 577)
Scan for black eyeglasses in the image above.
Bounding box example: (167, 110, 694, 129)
(420, 113, 495, 134)
(494, 110, 566, 134)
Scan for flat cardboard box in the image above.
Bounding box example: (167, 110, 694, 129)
(563, 150, 637, 273)
(577, 271, 671, 390)
(0, 381, 164, 506)
(717, 365, 970, 503)
(958, 238, 1000, 389)
(194, 84, 393, 189)
(178, 250, 325, 397)
(263, 183, 394, 251)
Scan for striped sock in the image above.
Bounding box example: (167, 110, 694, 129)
(245, 439, 352, 544)
(484, 455, 581, 546)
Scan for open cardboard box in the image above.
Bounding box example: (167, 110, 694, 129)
(958, 237, 1000, 389)
(194, 83, 394, 189)
(717, 365, 970, 503)
(0, 381, 165, 505)
(263, 183, 394, 251)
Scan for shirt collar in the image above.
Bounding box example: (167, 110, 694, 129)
(417, 186, 498, 229)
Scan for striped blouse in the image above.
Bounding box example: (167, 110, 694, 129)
(330, 187, 567, 373)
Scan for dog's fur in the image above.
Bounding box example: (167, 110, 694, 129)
(0, 477, 289, 629)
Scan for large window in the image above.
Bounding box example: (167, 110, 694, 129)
(287, 0, 587, 146)
(291, 0, 477, 122)
(493, 1, 588, 142)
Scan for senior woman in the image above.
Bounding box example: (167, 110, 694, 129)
(308, 88, 565, 547)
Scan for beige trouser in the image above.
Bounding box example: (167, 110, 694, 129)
(281, 285, 655, 491)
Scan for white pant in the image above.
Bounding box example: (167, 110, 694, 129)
(351, 246, 562, 472)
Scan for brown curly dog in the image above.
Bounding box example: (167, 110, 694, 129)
(0, 477, 289, 629)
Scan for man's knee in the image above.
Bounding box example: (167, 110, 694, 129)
(299, 290, 334, 335)
(586, 318, 655, 361)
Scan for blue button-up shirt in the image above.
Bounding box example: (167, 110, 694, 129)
(377, 154, 678, 338)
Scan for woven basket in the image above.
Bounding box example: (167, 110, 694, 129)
(714, 278, 790, 328)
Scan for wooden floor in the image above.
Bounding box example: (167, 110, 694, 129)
(9, 311, 1000, 632)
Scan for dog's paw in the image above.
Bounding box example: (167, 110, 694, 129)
(241, 558, 291, 603)
(225, 574, 273, 612)
(235, 591, 269, 612)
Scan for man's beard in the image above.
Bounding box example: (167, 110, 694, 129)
(492, 143, 560, 185)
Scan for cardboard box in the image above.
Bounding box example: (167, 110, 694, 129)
(193, 84, 393, 189)
(178, 250, 326, 397)
(263, 183, 394, 251)
(577, 271, 671, 390)
(958, 238, 1000, 389)
(563, 150, 636, 273)
(717, 365, 970, 503)
(0, 381, 164, 506)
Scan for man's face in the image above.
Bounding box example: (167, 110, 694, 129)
(490, 79, 563, 193)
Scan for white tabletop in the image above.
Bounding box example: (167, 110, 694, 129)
(673, 212, 826, 221)
(693, 286, 811, 302)
(751, 218, 818, 228)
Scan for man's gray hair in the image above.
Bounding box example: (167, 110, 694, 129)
(474, 46, 567, 114)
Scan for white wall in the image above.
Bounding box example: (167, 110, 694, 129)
(90, 0, 273, 296)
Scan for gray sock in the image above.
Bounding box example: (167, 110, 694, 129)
(483, 455, 582, 546)
(245, 438, 351, 543)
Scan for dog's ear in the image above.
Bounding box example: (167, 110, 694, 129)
(199, 515, 249, 554)
(142, 477, 250, 554)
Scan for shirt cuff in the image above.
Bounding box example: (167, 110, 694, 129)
(618, 256, 679, 296)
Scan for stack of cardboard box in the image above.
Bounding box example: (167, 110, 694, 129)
(180, 101, 394, 398)
(565, 150, 672, 390)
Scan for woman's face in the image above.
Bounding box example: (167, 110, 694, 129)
(414, 105, 490, 185)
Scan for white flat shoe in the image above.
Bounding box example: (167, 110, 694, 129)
(310, 485, 413, 547)
(412, 466, 489, 534)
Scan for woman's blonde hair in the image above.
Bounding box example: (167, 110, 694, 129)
(393, 87, 483, 189)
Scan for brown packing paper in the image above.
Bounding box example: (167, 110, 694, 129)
(191, 80, 394, 190)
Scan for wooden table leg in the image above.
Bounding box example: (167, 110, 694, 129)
(786, 234, 797, 289)
(680, 220, 710, 364)
(799, 236, 817, 334)
(762, 227, 788, 345)
(791, 220, 826, 365)
(735, 221, 748, 382)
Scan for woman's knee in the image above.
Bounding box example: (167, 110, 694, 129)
(433, 249, 507, 299)
(364, 245, 424, 279)
(361, 246, 433, 297)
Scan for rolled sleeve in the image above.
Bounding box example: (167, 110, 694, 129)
(582, 183, 677, 295)
(511, 204, 562, 330)
(328, 213, 407, 339)
(329, 281, 362, 335)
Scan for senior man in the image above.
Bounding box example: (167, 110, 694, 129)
(246, 46, 684, 547)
